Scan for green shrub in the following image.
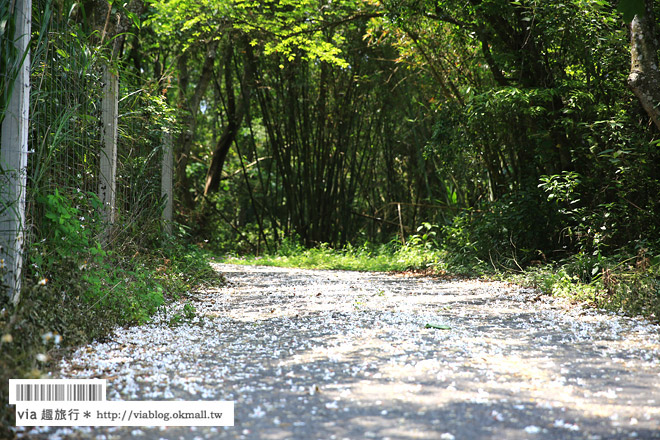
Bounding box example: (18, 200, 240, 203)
(440, 190, 557, 270)
(1, 215, 222, 438)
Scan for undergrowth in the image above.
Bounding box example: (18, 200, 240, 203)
(502, 250, 660, 321)
(0, 221, 221, 437)
(224, 235, 443, 273)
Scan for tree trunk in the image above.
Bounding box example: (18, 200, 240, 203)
(81, 0, 142, 56)
(627, 0, 660, 131)
(204, 41, 255, 195)
(175, 40, 219, 209)
(204, 45, 239, 195)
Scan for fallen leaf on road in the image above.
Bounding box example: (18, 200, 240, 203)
(425, 323, 451, 330)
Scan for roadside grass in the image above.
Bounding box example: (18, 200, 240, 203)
(223, 241, 444, 273)
(0, 235, 222, 438)
(502, 256, 660, 321)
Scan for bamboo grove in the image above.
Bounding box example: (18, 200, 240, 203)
(4, 0, 660, 285)
(138, 0, 658, 264)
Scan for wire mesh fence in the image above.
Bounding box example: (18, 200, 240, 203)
(27, 4, 104, 242)
(112, 71, 171, 247)
(1, 0, 173, 295)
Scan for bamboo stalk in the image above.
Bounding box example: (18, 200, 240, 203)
(397, 203, 406, 246)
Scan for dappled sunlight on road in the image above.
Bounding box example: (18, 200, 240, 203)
(18, 263, 660, 440)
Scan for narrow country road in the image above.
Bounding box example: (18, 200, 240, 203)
(18, 263, 660, 439)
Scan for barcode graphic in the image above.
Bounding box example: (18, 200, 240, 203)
(12, 382, 105, 402)
(15, 384, 64, 401)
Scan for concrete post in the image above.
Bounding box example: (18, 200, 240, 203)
(0, 0, 31, 304)
(161, 130, 173, 234)
(99, 65, 118, 225)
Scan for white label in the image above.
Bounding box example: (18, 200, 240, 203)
(14, 401, 234, 426)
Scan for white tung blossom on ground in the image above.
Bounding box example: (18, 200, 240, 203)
(17, 263, 660, 440)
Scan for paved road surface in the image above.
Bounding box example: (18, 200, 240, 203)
(16, 263, 660, 439)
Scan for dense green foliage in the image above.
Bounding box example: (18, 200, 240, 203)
(140, 0, 659, 292)
(1, 2, 219, 435)
(124, 0, 660, 320)
(2, 0, 659, 435)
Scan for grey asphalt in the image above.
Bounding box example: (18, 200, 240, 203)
(15, 263, 660, 439)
